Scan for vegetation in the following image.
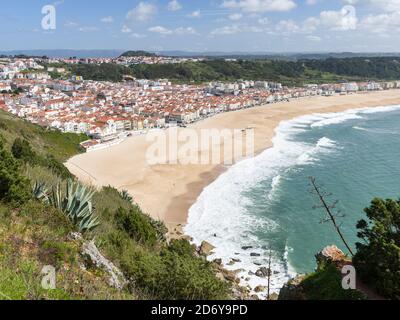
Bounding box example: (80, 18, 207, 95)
(46, 180, 99, 233)
(300, 264, 365, 300)
(45, 56, 400, 84)
(353, 198, 400, 299)
(0, 136, 31, 204)
(0, 110, 230, 300)
(120, 50, 157, 57)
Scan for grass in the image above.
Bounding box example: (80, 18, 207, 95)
(0, 110, 230, 301)
(0, 109, 87, 161)
(301, 264, 366, 300)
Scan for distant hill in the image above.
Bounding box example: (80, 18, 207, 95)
(120, 50, 157, 57)
(0, 49, 125, 58)
(2, 49, 400, 60)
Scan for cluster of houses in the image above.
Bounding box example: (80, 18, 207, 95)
(1, 57, 400, 151)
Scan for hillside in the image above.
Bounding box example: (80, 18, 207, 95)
(55, 57, 400, 84)
(0, 110, 231, 300)
(120, 50, 157, 57)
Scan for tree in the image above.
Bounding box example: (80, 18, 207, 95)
(0, 136, 31, 204)
(309, 177, 354, 256)
(353, 198, 400, 299)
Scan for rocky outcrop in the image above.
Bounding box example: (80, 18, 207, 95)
(278, 274, 307, 300)
(82, 240, 127, 290)
(315, 245, 351, 269)
(279, 245, 350, 300)
(199, 241, 215, 256)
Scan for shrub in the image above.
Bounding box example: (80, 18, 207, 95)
(40, 154, 72, 179)
(119, 239, 229, 300)
(0, 136, 31, 204)
(353, 198, 400, 299)
(115, 207, 158, 246)
(11, 138, 37, 164)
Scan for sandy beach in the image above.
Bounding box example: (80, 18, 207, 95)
(66, 90, 400, 233)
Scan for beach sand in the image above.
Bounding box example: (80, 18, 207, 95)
(66, 90, 400, 233)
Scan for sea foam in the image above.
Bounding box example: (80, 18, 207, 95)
(184, 104, 400, 297)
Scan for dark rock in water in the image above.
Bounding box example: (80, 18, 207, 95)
(255, 267, 271, 278)
(213, 258, 222, 266)
(242, 246, 253, 250)
(255, 285, 266, 293)
(231, 258, 241, 263)
(248, 271, 255, 276)
(250, 253, 261, 257)
(253, 262, 262, 266)
(274, 270, 280, 275)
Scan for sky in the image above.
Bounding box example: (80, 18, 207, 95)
(1, 0, 400, 52)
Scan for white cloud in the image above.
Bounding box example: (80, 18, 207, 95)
(130, 33, 147, 38)
(275, 20, 300, 34)
(319, 7, 358, 30)
(221, 0, 297, 12)
(306, 35, 322, 41)
(101, 16, 114, 23)
(148, 26, 198, 35)
(78, 26, 99, 32)
(126, 2, 157, 22)
(167, 0, 182, 11)
(211, 24, 265, 35)
(343, 0, 400, 12)
(148, 26, 173, 35)
(359, 11, 400, 33)
(188, 10, 201, 18)
(121, 25, 132, 33)
(175, 27, 197, 35)
(229, 13, 243, 20)
(64, 21, 79, 28)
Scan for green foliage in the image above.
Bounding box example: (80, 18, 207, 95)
(304, 57, 400, 80)
(48, 179, 100, 233)
(115, 207, 158, 246)
(32, 181, 49, 203)
(0, 136, 31, 205)
(117, 238, 229, 300)
(353, 198, 400, 299)
(120, 190, 133, 203)
(301, 264, 366, 300)
(11, 138, 37, 164)
(121, 51, 156, 57)
(39, 154, 72, 179)
(67, 63, 133, 82)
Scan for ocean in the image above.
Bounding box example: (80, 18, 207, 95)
(184, 104, 400, 297)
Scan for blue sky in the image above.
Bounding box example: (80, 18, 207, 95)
(1, 0, 400, 52)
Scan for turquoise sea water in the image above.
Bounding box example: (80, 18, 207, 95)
(185, 104, 400, 295)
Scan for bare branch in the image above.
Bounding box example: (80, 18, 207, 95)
(308, 176, 354, 257)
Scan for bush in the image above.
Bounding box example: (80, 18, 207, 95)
(39, 155, 72, 179)
(300, 264, 365, 300)
(115, 207, 158, 246)
(353, 198, 400, 299)
(0, 136, 31, 204)
(11, 138, 37, 164)
(118, 239, 229, 300)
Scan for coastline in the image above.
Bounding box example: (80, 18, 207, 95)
(65, 90, 400, 236)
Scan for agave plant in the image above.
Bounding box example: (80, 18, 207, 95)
(32, 181, 49, 203)
(49, 179, 100, 233)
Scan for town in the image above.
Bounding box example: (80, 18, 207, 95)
(1, 56, 400, 152)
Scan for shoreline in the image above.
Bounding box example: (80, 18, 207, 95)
(66, 90, 400, 236)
